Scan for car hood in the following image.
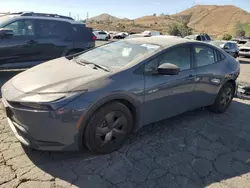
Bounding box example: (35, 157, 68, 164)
(10, 57, 109, 94)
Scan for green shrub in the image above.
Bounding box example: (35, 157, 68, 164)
(222, 34, 232, 40)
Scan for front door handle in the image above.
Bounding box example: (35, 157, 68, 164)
(27, 40, 37, 44)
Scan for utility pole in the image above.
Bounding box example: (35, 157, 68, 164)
(86, 12, 89, 24)
(69, 12, 71, 17)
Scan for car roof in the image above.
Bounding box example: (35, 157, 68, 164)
(126, 36, 194, 48)
(3, 14, 80, 24)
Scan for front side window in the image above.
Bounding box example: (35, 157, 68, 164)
(145, 45, 191, 72)
(76, 40, 161, 69)
(4, 19, 34, 36)
(195, 46, 215, 67)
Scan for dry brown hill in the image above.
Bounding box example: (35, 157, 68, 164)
(88, 13, 120, 22)
(87, 5, 250, 37)
(174, 5, 250, 36)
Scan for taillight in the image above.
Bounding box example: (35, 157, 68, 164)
(92, 35, 97, 41)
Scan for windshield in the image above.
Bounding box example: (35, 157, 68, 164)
(76, 40, 161, 69)
(0, 15, 11, 27)
(243, 42, 250, 47)
(210, 41, 226, 48)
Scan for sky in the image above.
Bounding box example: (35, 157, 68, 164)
(0, 0, 250, 20)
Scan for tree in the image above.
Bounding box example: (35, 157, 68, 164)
(222, 33, 232, 40)
(167, 22, 192, 37)
(153, 13, 156, 16)
(234, 22, 246, 37)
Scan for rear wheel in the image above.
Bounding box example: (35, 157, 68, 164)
(209, 82, 235, 113)
(84, 102, 133, 154)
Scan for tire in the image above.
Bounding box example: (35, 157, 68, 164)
(234, 53, 238, 58)
(84, 102, 133, 154)
(209, 82, 235, 113)
(105, 37, 108, 41)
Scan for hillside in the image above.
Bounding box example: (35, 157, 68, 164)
(174, 5, 250, 36)
(87, 5, 250, 37)
(88, 13, 120, 22)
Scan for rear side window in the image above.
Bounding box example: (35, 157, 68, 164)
(72, 24, 93, 40)
(98, 31, 106, 35)
(35, 20, 70, 38)
(194, 46, 216, 67)
(201, 35, 206, 41)
(215, 50, 226, 62)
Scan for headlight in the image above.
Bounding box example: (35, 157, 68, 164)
(19, 90, 87, 110)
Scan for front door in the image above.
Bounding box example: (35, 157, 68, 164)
(143, 44, 197, 125)
(0, 19, 37, 68)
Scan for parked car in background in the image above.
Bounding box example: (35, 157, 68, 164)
(113, 32, 128, 39)
(185, 33, 212, 42)
(142, 30, 160, 36)
(209, 40, 239, 58)
(93, 30, 109, 41)
(0, 12, 95, 69)
(239, 42, 250, 57)
(2, 36, 240, 153)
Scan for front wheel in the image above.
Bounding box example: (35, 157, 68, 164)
(209, 82, 235, 113)
(84, 102, 133, 154)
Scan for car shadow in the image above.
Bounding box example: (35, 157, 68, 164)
(23, 99, 250, 188)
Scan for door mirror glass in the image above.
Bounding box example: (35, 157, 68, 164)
(157, 63, 180, 75)
(0, 28, 14, 38)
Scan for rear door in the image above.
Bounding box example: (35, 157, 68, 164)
(34, 19, 73, 61)
(0, 19, 37, 68)
(191, 44, 226, 108)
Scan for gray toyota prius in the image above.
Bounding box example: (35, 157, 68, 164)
(1, 36, 240, 154)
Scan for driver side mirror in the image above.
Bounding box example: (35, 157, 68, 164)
(157, 63, 180, 75)
(0, 28, 14, 38)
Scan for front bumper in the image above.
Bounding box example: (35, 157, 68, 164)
(2, 97, 90, 151)
(239, 51, 250, 57)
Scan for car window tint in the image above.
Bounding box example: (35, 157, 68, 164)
(145, 45, 191, 72)
(195, 46, 215, 67)
(36, 20, 69, 38)
(201, 35, 206, 41)
(196, 36, 202, 41)
(216, 50, 226, 61)
(205, 34, 211, 40)
(224, 43, 230, 48)
(4, 19, 34, 36)
(98, 32, 106, 35)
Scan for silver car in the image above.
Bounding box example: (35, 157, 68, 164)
(1, 37, 240, 153)
(209, 40, 239, 58)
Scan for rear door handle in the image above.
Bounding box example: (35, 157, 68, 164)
(27, 40, 37, 44)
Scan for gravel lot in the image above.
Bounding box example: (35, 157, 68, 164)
(1, 41, 250, 188)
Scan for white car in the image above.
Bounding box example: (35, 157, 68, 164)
(93, 31, 109, 41)
(142, 31, 160, 36)
(239, 42, 250, 57)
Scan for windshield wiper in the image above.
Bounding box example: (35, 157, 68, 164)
(74, 58, 110, 72)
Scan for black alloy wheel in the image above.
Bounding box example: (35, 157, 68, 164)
(210, 82, 235, 113)
(84, 102, 133, 154)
